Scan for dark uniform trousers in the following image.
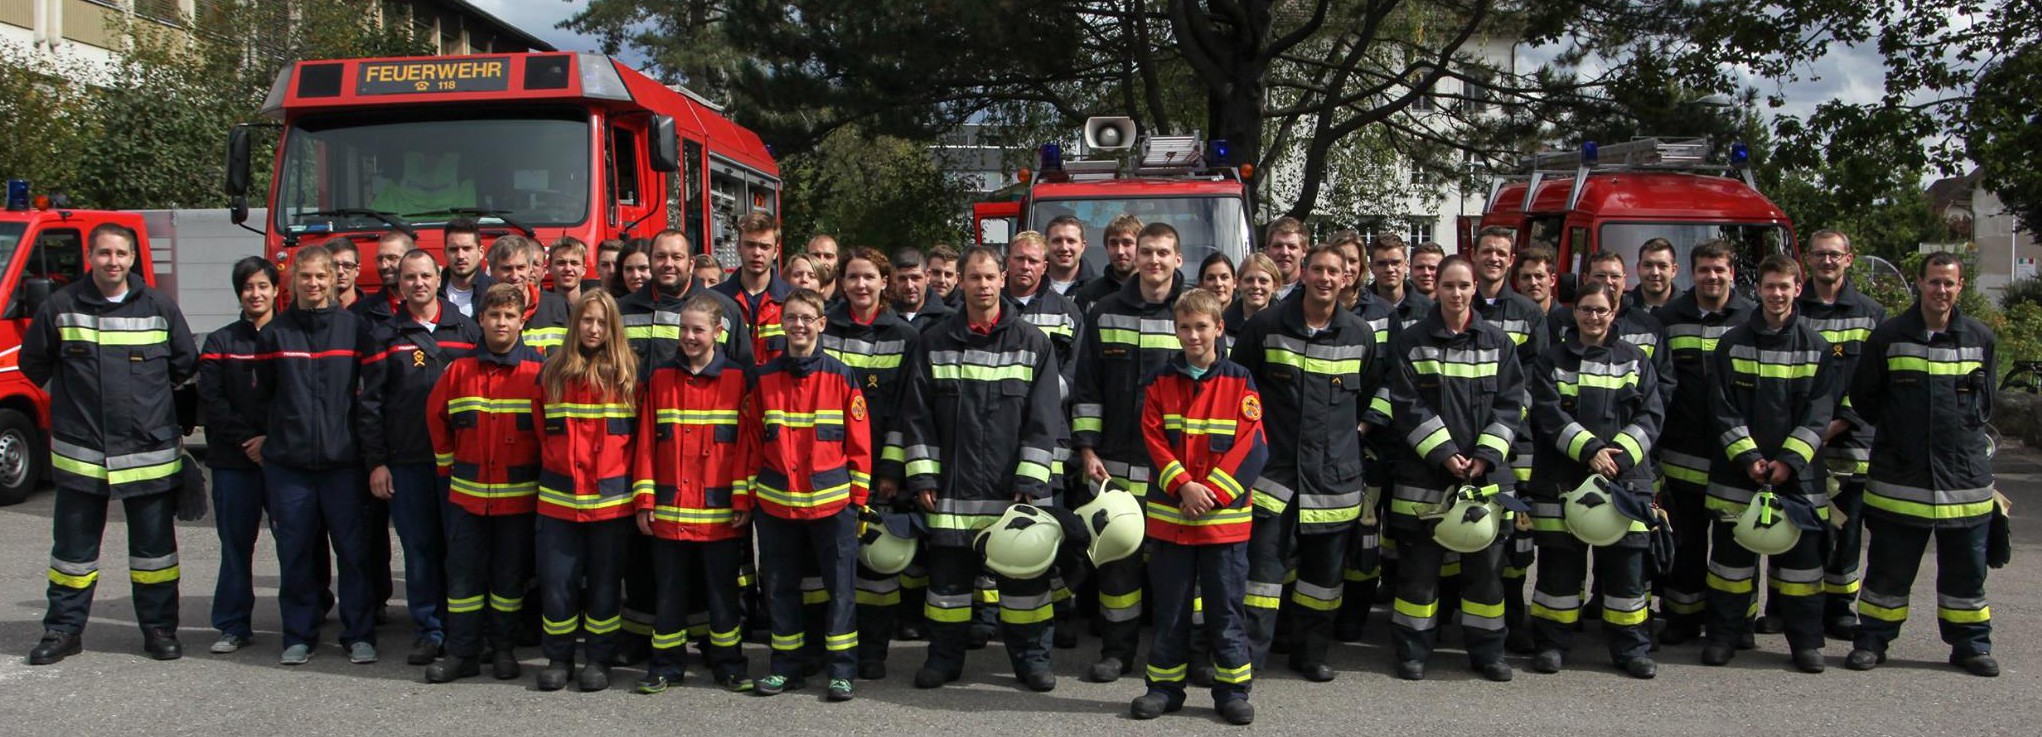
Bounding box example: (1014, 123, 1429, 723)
(1854, 516, 1991, 657)
(1531, 542, 1651, 663)
(1824, 479, 1868, 620)
(440, 506, 533, 660)
(268, 464, 376, 648)
(753, 508, 858, 681)
(1146, 540, 1252, 705)
(45, 489, 180, 634)
(649, 537, 748, 679)
(536, 516, 632, 664)
(854, 559, 902, 668)
(922, 545, 1054, 677)
(1660, 478, 1713, 625)
(1706, 520, 1824, 651)
(1391, 529, 1506, 665)
(1243, 505, 1350, 669)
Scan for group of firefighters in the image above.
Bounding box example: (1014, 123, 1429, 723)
(20, 209, 2002, 725)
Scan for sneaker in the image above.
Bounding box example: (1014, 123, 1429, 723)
(210, 634, 252, 654)
(279, 644, 313, 666)
(347, 642, 378, 664)
(1218, 699, 1255, 726)
(406, 638, 442, 666)
(715, 673, 756, 692)
(27, 631, 81, 666)
(754, 674, 803, 696)
(826, 679, 854, 702)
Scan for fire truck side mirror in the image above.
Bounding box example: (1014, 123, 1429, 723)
(649, 115, 680, 173)
(229, 196, 249, 225)
(225, 127, 252, 197)
(18, 277, 51, 319)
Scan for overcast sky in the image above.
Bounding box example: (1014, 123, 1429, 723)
(473, 1, 1899, 151)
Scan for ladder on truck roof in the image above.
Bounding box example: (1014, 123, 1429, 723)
(1490, 137, 1758, 213)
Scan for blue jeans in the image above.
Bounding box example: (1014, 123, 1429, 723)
(387, 463, 448, 643)
(267, 463, 375, 648)
(210, 466, 266, 639)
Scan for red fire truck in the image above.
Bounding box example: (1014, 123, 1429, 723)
(1471, 138, 1795, 294)
(226, 52, 780, 285)
(972, 117, 1255, 279)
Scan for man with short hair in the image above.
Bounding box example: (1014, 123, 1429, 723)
(359, 249, 480, 667)
(1793, 230, 1886, 641)
(1655, 239, 1754, 645)
(25, 223, 197, 665)
(1262, 217, 1308, 302)
(439, 217, 494, 317)
(1629, 238, 1680, 315)
(1044, 215, 1091, 297)
(1409, 243, 1445, 299)
(589, 239, 624, 294)
(488, 236, 570, 355)
(1470, 227, 1547, 651)
(1513, 246, 1557, 314)
(807, 234, 841, 301)
(926, 245, 961, 304)
(1845, 251, 2001, 677)
(329, 239, 367, 311)
(1005, 231, 1085, 397)
(1074, 214, 1144, 310)
(1073, 223, 1188, 683)
(714, 213, 796, 364)
(891, 248, 954, 332)
(1367, 237, 1433, 330)
(356, 232, 415, 321)
(549, 237, 588, 304)
(620, 230, 752, 380)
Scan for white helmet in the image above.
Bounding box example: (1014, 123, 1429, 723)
(1073, 480, 1146, 565)
(975, 504, 1065, 579)
(1562, 476, 1632, 547)
(1732, 487, 1801, 556)
(1431, 485, 1501, 554)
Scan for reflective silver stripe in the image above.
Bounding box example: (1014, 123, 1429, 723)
(1529, 501, 1563, 519)
(1101, 602, 1143, 621)
(1719, 427, 1752, 450)
(1262, 334, 1371, 360)
(1788, 427, 1823, 450)
(1581, 359, 1640, 377)
(928, 348, 1038, 368)
(1099, 459, 1152, 483)
(1001, 591, 1054, 610)
(1250, 476, 1295, 504)
(1864, 481, 1995, 507)
(820, 335, 907, 355)
(1531, 591, 1581, 610)
(1245, 582, 1283, 600)
(52, 439, 179, 470)
(1707, 561, 1755, 581)
(855, 576, 901, 594)
(1298, 490, 1361, 510)
(1603, 595, 1649, 612)
(933, 498, 1013, 516)
(799, 576, 824, 592)
(1706, 483, 1756, 507)
(1095, 314, 1175, 334)
(50, 557, 97, 575)
(1405, 345, 1502, 365)
(1480, 422, 1515, 448)
(1293, 581, 1342, 602)
(1802, 316, 1878, 333)
(904, 444, 940, 463)
(1490, 319, 1530, 337)
(1665, 323, 1736, 339)
(1771, 566, 1821, 585)
(1020, 447, 1054, 467)
(1392, 608, 1436, 631)
(1860, 590, 1908, 609)
(1938, 594, 1989, 610)
(1460, 607, 1506, 631)
(54, 313, 171, 331)
(1727, 345, 1824, 365)
(925, 592, 972, 608)
(1405, 416, 1447, 449)
(1620, 425, 1653, 457)
(1660, 449, 1709, 472)
(129, 553, 178, 570)
(1885, 343, 1985, 361)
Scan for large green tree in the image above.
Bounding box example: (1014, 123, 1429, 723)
(1967, 42, 2042, 233)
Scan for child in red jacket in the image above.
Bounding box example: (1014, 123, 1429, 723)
(424, 283, 545, 683)
(532, 291, 639, 692)
(1133, 288, 1268, 726)
(631, 295, 758, 694)
(742, 288, 872, 701)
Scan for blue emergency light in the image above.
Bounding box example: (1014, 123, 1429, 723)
(1039, 142, 1064, 171)
(1580, 141, 1599, 165)
(1208, 139, 1232, 165)
(1730, 142, 1750, 166)
(4, 179, 28, 211)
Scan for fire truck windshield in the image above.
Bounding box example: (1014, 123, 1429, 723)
(1029, 195, 1251, 280)
(1594, 222, 1790, 292)
(275, 108, 590, 235)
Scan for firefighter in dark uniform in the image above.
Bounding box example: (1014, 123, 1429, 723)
(1229, 244, 1383, 682)
(1385, 255, 1524, 682)
(900, 247, 1065, 692)
(1792, 230, 1886, 640)
(1525, 283, 1665, 678)
(1845, 251, 2001, 677)
(487, 236, 570, 355)
(26, 222, 196, 665)
(1072, 222, 1188, 683)
(1701, 255, 1837, 673)
(1653, 239, 1755, 644)
(1468, 228, 1547, 652)
(821, 247, 923, 680)
(1001, 232, 1086, 648)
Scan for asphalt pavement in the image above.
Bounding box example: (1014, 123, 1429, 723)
(0, 451, 2037, 736)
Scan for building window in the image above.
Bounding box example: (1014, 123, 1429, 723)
(1405, 218, 1435, 245)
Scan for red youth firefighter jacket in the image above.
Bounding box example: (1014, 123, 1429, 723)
(1141, 357, 1270, 545)
(742, 351, 872, 520)
(427, 341, 547, 516)
(633, 350, 757, 540)
(535, 379, 639, 522)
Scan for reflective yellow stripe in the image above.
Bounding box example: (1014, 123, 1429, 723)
(930, 363, 1035, 382)
(48, 568, 99, 589)
(1886, 357, 1983, 376)
(1730, 358, 1818, 379)
(1938, 606, 1991, 624)
(1602, 605, 1649, 626)
(1393, 598, 1437, 619)
(448, 595, 485, 614)
(58, 327, 170, 345)
(825, 632, 858, 651)
(1859, 601, 1908, 622)
(1409, 359, 1499, 378)
(1265, 348, 1360, 375)
(1530, 603, 1579, 624)
(448, 397, 532, 413)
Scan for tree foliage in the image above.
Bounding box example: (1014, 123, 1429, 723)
(1966, 42, 2042, 233)
(779, 127, 973, 254)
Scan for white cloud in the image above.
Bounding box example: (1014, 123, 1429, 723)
(464, 0, 600, 53)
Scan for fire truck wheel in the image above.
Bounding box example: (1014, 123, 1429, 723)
(0, 410, 43, 506)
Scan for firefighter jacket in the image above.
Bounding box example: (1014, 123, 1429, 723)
(1476, 284, 1545, 484)
(633, 349, 755, 539)
(1797, 280, 1886, 477)
(619, 279, 753, 374)
(521, 287, 571, 355)
(821, 303, 920, 483)
(1656, 289, 1755, 488)
(1361, 286, 1433, 486)
(1705, 311, 1838, 514)
(427, 341, 546, 516)
(198, 316, 267, 470)
(743, 351, 872, 521)
(1527, 335, 1664, 546)
(898, 288, 956, 334)
(1011, 287, 1085, 402)
(438, 269, 495, 315)
(1545, 301, 1677, 408)
(254, 304, 365, 471)
(349, 287, 399, 322)
(358, 300, 480, 468)
(1849, 302, 1996, 528)
(901, 304, 1065, 547)
(1074, 273, 1187, 488)
(1228, 294, 1384, 534)
(713, 274, 794, 364)
(1074, 268, 1130, 314)
(22, 274, 195, 497)
(535, 380, 638, 523)
(1140, 356, 1270, 545)
(1385, 308, 1525, 531)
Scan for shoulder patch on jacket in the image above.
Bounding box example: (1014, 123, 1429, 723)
(851, 394, 868, 422)
(1242, 394, 1262, 422)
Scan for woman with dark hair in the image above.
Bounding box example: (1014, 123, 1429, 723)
(198, 256, 280, 655)
(1199, 252, 1237, 305)
(607, 239, 654, 298)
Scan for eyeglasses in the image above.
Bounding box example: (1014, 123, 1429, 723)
(782, 314, 823, 325)
(1807, 251, 1850, 262)
(333, 261, 359, 270)
(1576, 306, 1613, 316)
